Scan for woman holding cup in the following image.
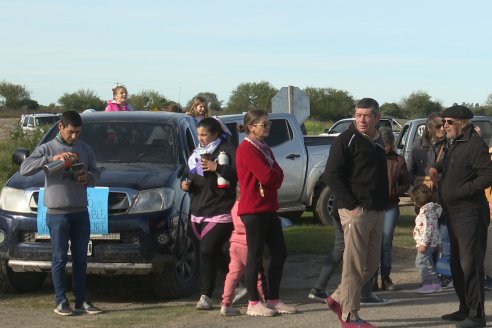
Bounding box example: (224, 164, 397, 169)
(181, 117, 237, 310)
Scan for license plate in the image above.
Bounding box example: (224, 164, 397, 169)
(67, 240, 93, 256)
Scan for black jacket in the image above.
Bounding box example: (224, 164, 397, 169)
(184, 141, 237, 217)
(436, 124, 492, 211)
(324, 124, 389, 211)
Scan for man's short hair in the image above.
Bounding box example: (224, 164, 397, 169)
(60, 111, 82, 127)
(356, 98, 380, 116)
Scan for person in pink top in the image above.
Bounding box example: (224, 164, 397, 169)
(221, 198, 265, 316)
(105, 85, 134, 112)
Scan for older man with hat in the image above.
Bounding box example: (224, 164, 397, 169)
(429, 105, 492, 328)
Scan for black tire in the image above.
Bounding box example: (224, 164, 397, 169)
(314, 186, 336, 226)
(0, 260, 47, 293)
(152, 223, 200, 299)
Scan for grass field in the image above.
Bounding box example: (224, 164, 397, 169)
(283, 206, 415, 255)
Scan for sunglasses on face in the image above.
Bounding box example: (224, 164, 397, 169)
(444, 119, 455, 126)
(435, 123, 444, 129)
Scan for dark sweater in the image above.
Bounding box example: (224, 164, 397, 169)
(436, 124, 492, 211)
(324, 124, 389, 211)
(183, 141, 237, 217)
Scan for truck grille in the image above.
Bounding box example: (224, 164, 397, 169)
(30, 191, 130, 215)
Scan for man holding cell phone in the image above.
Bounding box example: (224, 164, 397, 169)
(20, 111, 102, 316)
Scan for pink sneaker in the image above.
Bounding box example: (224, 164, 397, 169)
(326, 296, 342, 320)
(266, 301, 297, 314)
(414, 283, 441, 294)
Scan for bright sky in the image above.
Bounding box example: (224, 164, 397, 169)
(1, 1, 491, 107)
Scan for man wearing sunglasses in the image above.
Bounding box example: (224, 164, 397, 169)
(430, 105, 492, 328)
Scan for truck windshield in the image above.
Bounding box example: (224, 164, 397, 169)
(44, 122, 177, 165)
(36, 116, 59, 126)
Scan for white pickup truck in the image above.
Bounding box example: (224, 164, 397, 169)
(219, 113, 336, 225)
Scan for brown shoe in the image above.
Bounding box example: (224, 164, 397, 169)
(382, 276, 396, 291)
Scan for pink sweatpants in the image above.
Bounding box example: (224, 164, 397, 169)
(222, 242, 264, 306)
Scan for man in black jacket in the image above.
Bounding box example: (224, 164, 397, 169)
(324, 98, 389, 328)
(430, 105, 492, 328)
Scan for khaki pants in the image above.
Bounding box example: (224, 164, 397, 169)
(331, 208, 384, 321)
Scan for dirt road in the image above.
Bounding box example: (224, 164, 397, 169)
(1, 250, 491, 327)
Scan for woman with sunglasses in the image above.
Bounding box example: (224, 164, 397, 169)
(407, 112, 452, 288)
(236, 109, 296, 317)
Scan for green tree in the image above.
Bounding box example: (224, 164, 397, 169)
(186, 92, 223, 114)
(0, 80, 31, 109)
(401, 91, 442, 118)
(58, 89, 105, 111)
(225, 81, 277, 113)
(129, 90, 167, 111)
(304, 87, 354, 121)
(380, 102, 402, 118)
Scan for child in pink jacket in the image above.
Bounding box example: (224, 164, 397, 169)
(220, 200, 264, 316)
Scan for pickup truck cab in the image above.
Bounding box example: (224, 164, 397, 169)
(219, 113, 336, 225)
(321, 117, 402, 139)
(0, 112, 200, 298)
(396, 116, 492, 166)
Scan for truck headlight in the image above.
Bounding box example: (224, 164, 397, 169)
(128, 188, 175, 214)
(0, 186, 32, 213)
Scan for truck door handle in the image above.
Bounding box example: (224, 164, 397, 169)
(286, 153, 301, 160)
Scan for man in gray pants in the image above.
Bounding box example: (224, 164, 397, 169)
(324, 98, 389, 328)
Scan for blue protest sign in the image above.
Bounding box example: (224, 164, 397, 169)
(37, 187, 109, 235)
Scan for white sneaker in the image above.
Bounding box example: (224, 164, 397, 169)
(246, 302, 276, 317)
(196, 295, 213, 310)
(220, 305, 241, 316)
(266, 301, 297, 314)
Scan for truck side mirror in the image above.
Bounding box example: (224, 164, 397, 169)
(12, 148, 30, 165)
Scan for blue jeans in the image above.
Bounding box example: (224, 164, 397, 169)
(439, 224, 451, 278)
(376, 204, 399, 278)
(415, 246, 438, 284)
(46, 211, 90, 306)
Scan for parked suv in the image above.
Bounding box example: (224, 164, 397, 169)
(0, 112, 200, 298)
(21, 113, 59, 132)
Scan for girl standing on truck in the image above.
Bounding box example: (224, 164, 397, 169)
(185, 96, 209, 123)
(181, 117, 237, 311)
(236, 109, 297, 317)
(105, 85, 134, 112)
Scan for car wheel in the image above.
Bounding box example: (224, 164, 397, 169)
(314, 186, 336, 226)
(0, 260, 47, 293)
(152, 219, 199, 299)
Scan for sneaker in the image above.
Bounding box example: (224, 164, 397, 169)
(381, 276, 396, 291)
(74, 301, 103, 315)
(455, 316, 486, 328)
(440, 277, 454, 289)
(360, 293, 389, 307)
(485, 275, 492, 291)
(441, 310, 469, 321)
(232, 286, 248, 304)
(308, 288, 329, 302)
(54, 300, 73, 316)
(326, 296, 342, 320)
(220, 305, 240, 316)
(246, 302, 276, 317)
(266, 301, 297, 314)
(414, 283, 441, 294)
(342, 317, 378, 328)
(196, 295, 213, 310)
